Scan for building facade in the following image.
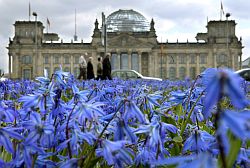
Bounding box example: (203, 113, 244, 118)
(7, 9, 243, 80)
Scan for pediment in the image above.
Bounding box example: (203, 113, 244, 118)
(107, 34, 153, 48)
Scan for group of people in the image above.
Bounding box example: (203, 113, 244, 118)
(77, 53, 112, 80)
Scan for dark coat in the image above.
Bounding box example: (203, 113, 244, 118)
(87, 61, 95, 79)
(102, 57, 112, 80)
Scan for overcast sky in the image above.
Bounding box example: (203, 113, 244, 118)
(1, 0, 250, 73)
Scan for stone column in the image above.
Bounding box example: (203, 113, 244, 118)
(117, 51, 121, 69)
(176, 54, 179, 79)
(128, 51, 131, 69)
(70, 54, 74, 74)
(13, 54, 20, 79)
(213, 53, 217, 68)
(231, 51, 235, 70)
(196, 53, 200, 75)
(8, 53, 11, 79)
(186, 54, 190, 78)
(138, 51, 142, 73)
(50, 54, 53, 75)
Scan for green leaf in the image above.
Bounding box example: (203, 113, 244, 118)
(226, 135, 242, 168)
(173, 136, 183, 143)
(81, 157, 102, 168)
(175, 104, 184, 118)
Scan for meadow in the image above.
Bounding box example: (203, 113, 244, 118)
(0, 68, 249, 168)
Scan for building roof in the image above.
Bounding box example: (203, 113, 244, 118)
(106, 9, 150, 32)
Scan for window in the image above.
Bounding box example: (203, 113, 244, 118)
(168, 54, 176, 64)
(54, 55, 60, 64)
(158, 54, 166, 64)
(74, 67, 79, 77)
(64, 55, 70, 64)
(23, 69, 31, 79)
(22, 55, 32, 64)
(120, 53, 128, 69)
(111, 53, 119, 70)
(179, 54, 186, 64)
(159, 67, 166, 78)
(217, 54, 227, 64)
(169, 67, 176, 80)
(44, 55, 49, 64)
(190, 54, 196, 64)
(126, 71, 138, 79)
(199, 54, 207, 64)
(189, 67, 196, 79)
(74, 55, 80, 64)
(131, 53, 139, 71)
(179, 67, 186, 79)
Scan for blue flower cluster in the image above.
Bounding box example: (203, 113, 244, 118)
(0, 67, 249, 168)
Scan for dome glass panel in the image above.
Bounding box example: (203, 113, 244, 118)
(106, 9, 150, 32)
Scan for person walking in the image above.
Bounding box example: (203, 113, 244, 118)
(102, 54, 112, 80)
(77, 54, 87, 80)
(96, 56, 103, 80)
(87, 57, 95, 80)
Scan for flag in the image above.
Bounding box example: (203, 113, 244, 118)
(101, 12, 106, 46)
(221, 1, 224, 15)
(47, 18, 50, 28)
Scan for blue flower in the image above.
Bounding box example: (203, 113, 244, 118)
(190, 105, 204, 123)
(152, 152, 217, 168)
(58, 158, 78, 168)
(236, 148, 250, 166)
(123, 100, 146, 124)
(220, 110, 250, 140)
(53, 65, 70, 87)
(169, 90, 187, 106)
(15, 140, 45, 168)
(71, 83, 89, 102)
(134, 115, 177, 153)
(96, 140, 131, 166)
(183, 130, 215, 153)
(0, 101, 15, 122)
(73, 99, 105, 123)
(134, 147, 156, 166)
(201, 68, 248, 118)
(22, 112, 54, 144)
(0, 127, 23, 154)
(113, 118, 137, 143)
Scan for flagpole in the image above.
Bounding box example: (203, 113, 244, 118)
(29, 2, 31, 21)
(46, 21, 48, 33)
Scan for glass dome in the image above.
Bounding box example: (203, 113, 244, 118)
(106, 9, 150, 32)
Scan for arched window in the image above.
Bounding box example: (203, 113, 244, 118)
(179, 67, 186, 79)
(169, 67, 176, 80)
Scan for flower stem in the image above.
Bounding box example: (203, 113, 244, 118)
(66, 103, 77, 158)
(80, 100, 124, 167)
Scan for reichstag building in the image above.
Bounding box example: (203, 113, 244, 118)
(7, 9, 243, 80)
